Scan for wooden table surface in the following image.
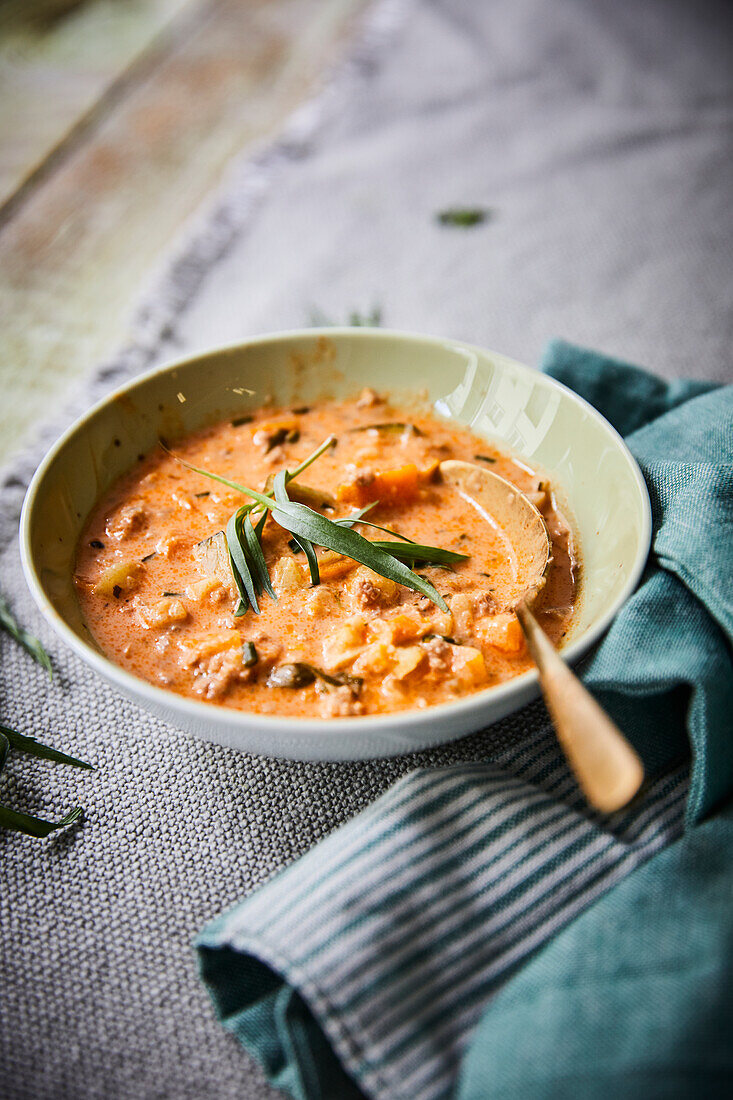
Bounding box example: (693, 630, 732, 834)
(0, 0, 366, 465)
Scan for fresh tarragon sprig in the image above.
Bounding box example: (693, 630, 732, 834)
(0, 597, 91, 837)
(0, 723, 92, 838)
(165, 436, 468, 614)
(0, 594, 52, 677)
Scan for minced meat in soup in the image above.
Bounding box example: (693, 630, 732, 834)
(75, 390, 578, 718)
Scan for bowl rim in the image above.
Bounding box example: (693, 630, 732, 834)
(19, 327, 652, 742)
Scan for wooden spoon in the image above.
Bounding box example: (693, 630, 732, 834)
(439, 460, 644, 813)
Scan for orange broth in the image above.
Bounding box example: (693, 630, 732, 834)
(75, 390, 578, 718)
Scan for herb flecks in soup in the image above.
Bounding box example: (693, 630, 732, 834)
(75, 391, 578, 718)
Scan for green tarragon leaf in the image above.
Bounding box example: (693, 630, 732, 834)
(167, 436, 466, 614)
(0, 724, 93, 769)
(0, 727, 91, 838)
(0, 594, 52, 677)
(274, 470, 320, 585)
(368, 542, 468, 567)
(0, 803, 83, 839)
(436, 207, 491, 228)
(266, 496, 450, 611)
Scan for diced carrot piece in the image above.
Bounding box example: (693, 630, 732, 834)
(475, 613, 525, 655)
(253, 417, 298, 435)
(252, 418, 300, 451)
(375, 463, 420, 500)
(318, 553, 358, 581)
(337, 462, 437, 506)
(337, 481, 367, 505)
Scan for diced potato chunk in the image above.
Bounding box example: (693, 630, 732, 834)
(428, 610, 453, 638)
(304, 587, 338, 618)
(475, 613, 525, 654)
(185, 577, 226, 603)
(136, 597, 188, 629)
(93, 561, 143, 598)
(352, 642, 392, 676)
(391, 645, 427, 681)
(322, 616, 367, 669)
(271, 555, 307, 596)
(372, 464, 421, 502)
(193, 530, 232, 587)
(180, 630, 242, 664)
(345, 566, 399, 611)
(450, 593, 473, 637)
(368, 609, 426, 646)
(450, 645, 487, 685)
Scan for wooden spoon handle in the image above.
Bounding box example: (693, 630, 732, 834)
(516, 603, 644, 813)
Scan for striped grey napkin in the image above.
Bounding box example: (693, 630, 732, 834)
(198, 718, 687, 1100)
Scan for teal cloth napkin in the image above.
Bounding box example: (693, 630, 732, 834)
(197, 343, 733, 1100)
(457, 795, 733, 1099)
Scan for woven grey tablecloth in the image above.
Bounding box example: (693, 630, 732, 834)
(2, 1, 731, 1098)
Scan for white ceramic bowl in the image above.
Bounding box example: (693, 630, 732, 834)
(20, 330, 651, 760)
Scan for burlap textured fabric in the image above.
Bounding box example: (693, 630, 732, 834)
(2, 0, 730, 1095)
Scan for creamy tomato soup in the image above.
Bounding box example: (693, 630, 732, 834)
(75, 389, 578, 718)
